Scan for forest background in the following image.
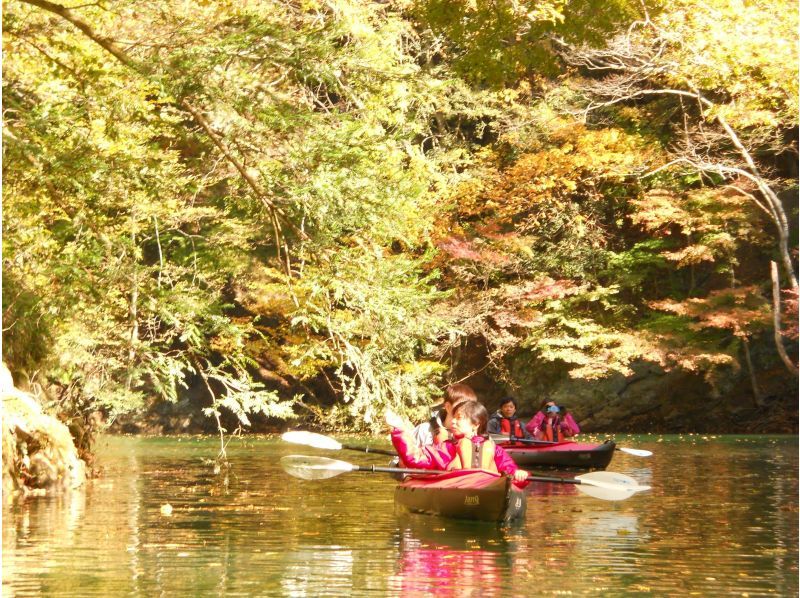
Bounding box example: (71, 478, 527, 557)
(3, 0, 798, 464)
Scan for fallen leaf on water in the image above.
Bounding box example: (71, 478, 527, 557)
(160, 504, 173, 516)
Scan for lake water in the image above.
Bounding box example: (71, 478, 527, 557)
(3, 434, 797, 596)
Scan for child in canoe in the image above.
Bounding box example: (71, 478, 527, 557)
(387, 400, 530, 483)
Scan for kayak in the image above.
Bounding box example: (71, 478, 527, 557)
(498, 439, 616, 470)
(394, 469, 526, 523)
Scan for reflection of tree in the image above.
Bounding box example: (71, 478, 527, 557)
(2, 441, 134, 594)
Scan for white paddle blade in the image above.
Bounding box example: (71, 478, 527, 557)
(282, 431, 343, 451)
(619, 447, 653, 457)
(575, 471, 651, 501)
(280, 455, 355, 480)
(574, 483, 640, 501)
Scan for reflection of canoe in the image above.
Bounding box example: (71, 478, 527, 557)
(499, 440, 616, 470)
(394, 470, 526, 523)
(396, 512, 517, 551)
(390, 524, 508, 595)
(525, 478, 579, 498)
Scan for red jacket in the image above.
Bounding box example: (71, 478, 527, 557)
(390, 428, 519, 476)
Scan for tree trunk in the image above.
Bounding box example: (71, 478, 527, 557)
(770, 261, 798, 376)
(741, 337, 763, 407)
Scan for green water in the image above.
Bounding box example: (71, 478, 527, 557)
(3, 434, 798, 596)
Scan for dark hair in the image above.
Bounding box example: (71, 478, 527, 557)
(444, 383, 477, 405)
(539, 399, 557, 411)
(499, 396, 517, 409)
(453, 401, 489, 435)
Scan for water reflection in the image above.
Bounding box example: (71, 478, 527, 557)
(2, 435, 797, 596)
(390, 516, 517, 596)
(281, 547, 354, 596)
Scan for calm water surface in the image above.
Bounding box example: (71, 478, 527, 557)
(3, 434, 797, 596)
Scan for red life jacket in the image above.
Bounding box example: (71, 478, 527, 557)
(449, 437, 499, 473)
(499, 417, 525, 438)
(542, 417, 564, 442)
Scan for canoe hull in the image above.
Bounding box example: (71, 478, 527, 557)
(503, 440, 616, 470)
(394, 470, 526, 523)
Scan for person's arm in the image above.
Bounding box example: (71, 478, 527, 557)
(391, 429, 453, 470)
(525, 412, 544, 436)
(561, 413, 580, 437)
(412, 422, 433, 447)
(494, 445, 529, 482)
(493, 444, 518, 475)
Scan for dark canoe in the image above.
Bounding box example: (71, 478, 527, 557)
(394, 470, 526, 523)
(500, 440, 616, 470)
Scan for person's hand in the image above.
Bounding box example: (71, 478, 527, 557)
(513, 469, 529, 482)
(385, 409, 410, 432)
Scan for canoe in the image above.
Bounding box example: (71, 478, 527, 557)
(394, 469, 526, 523)
(498, 439, 616, 470)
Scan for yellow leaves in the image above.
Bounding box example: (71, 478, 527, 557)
(299, 0, 322, 11)
(662, 245, 715, 266)
(653, 0, 798, 125)
(673, 351, 736, 372)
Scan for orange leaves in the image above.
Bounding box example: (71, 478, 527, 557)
(448, 125, 651, 230)
(502, 277, 582, 304)
(781, 288, 798, 340)
(649, 286, 771, 337)
(632, 184, 766, 237)
(629, 183, 771, 270)
(436, 236, 510, 265)
(662, 244, 717, 266)
(630, 188, 690, 235)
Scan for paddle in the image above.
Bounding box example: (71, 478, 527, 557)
(280, 455, 651, 501)
(489, 434, 653, 458)
(282, 430, 397, 457)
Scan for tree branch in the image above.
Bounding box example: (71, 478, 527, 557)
(17, 0, 310, 269)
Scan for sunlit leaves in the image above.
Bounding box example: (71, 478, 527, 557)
(650, 287, 772, 338)
(654, 0, 799, 130)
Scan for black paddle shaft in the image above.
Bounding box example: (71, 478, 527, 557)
(341, 444, 396, 456)
(352, 465, 449, 476)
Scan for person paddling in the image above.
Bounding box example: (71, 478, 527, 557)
(386, 401, 530, 483)
(487, 396, 532, 440)
(525, 400, 580, 441)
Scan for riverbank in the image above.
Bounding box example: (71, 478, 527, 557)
(2, 366, 87, 500)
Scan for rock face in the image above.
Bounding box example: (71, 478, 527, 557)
(2, 363, 86, 500)
(501, 358, 798, 434)
(453, 338, 797, 434)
